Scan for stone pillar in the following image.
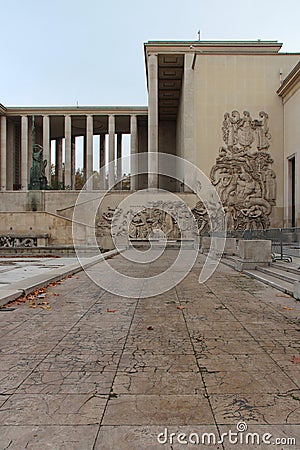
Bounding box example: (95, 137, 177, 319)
(6, 122, 14, 190)
(43, 115, 50, 185)
(21, 116, 28, 190)
(55, 138, 63, 187)
(0, 116, 7, 190)
(117, 133, 122, 189)
(148, 53, 158, 189)
(71, 136, 76, 190)
(64, 115, 72, 189)
(130, 114, 138, 190)
(86, 115, 93, 189)
(108, 115, 115, 188)
(99, 133, 106, 189)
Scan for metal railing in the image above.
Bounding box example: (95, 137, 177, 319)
(227, 227, 300, 262)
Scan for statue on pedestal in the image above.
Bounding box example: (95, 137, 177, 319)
(28, 144, 48, 190)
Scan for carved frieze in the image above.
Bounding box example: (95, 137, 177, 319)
(210, 110, 276, 231)
(97, 200, 197, 241)
(0, 236, 37, 247)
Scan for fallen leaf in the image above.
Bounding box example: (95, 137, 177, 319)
(147, 326, 154, 330)
(283, 306, 293, 311)
(177, 305, 185, 310)
(291, 356, 300, 364)
(106, 309, 116, 313)
(276, 294, 291, 298)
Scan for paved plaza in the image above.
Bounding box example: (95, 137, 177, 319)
(0, 250, 299, 449)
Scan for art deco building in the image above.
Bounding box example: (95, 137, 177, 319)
(0, 39, 299, 248)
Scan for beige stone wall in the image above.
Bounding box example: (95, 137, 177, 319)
(185, 53, 300, 226)
(0, 211, 89, 246)
(282, 84, 300, 226)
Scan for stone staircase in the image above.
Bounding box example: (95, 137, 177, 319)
(221, 254, 300, 297)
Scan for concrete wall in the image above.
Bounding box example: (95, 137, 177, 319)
(0, 211, 89, 246)
(183, 53, 300, 226)
(282, 83, 300, 226)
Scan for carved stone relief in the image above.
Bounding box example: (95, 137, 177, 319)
(97, 200, 198, 242)
(209, 110, 276, 231)
(0, 236, 37, 247)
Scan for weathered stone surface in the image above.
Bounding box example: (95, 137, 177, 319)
(0, 250, 299, 449)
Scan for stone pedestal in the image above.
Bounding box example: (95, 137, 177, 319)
(235, 239, 272, 271)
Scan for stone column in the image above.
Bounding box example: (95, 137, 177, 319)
(0, 116, 7, 190)
(86, 115, 93, 189)
(71, 136, 76, 190)
(130, 114, 138, 190)
(43, 115, 50, 185)
(108, 115, 115, 188)
(117, 133, 122, 189)
(64, 115, 72, 189)
(148, 53, 158, 189)
(6, 122, 14, 190)
(21, 115, 28, 190)
(99, 133, 106, 189)
(55, 138, 63, 187)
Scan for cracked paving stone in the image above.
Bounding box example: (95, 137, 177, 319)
(112, 369, 205, 395)
(202, 369, 298, 395)
(0, 425, 98, 450)
(15, 370, 116, 395)
(210, 392, 300, 424)
(102, 394, 214, 425)
(0, 393, 108, 425)
(94, 425, 221, 450)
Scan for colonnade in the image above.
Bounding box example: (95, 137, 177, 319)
(0, 112, 141, 191)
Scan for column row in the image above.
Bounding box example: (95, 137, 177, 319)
(0, 113, 140, 191)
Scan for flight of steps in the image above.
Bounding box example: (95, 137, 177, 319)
(244, 262, 299, 296)
(220, 254, 300, 297)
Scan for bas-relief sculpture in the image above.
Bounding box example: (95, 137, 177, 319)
(97, 110, 276, 241)
(0, 236, 37, 247)
(97, 201, 197, 242)
(209, 110, 276, 231)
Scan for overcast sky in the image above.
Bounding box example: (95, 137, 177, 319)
(1, 0, 300, 107)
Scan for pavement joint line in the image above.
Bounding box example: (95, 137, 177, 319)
(207, 272, 300, 390)
(91, 263, 147, 449)
(0, 280, 109, 411)
(0, 249, 121, 307)
(173, 282, 226, 450)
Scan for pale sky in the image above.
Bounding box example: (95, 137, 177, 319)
(1, 0, 300, 107)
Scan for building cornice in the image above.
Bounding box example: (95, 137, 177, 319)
(277, 60, 300, 99)
(4, 106, 148, 116)
(0, 103, 7, 115)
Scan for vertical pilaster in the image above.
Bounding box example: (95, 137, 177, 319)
(117, 133, 122, 189)
(55, 138, 63, 187)
(43, 115, 50, 185)
(108, 115, 115, 188)
(64, 115, 72, 189)
(183, 52, 195, 191)
(148, 53, 158, 189)
(130, 114, 138, 190)
(0, 116, 7, 190)
(86, 115, 93, 189)
(21, 116, 28, 190)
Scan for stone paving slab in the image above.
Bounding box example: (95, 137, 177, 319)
(0, 250, 299, 449)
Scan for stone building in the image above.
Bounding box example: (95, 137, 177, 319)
(0, 39, 299, 248)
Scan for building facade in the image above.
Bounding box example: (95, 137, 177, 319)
(0, 39, 299, 246)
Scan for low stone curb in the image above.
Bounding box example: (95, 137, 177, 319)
(0, 249, 119, 307)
